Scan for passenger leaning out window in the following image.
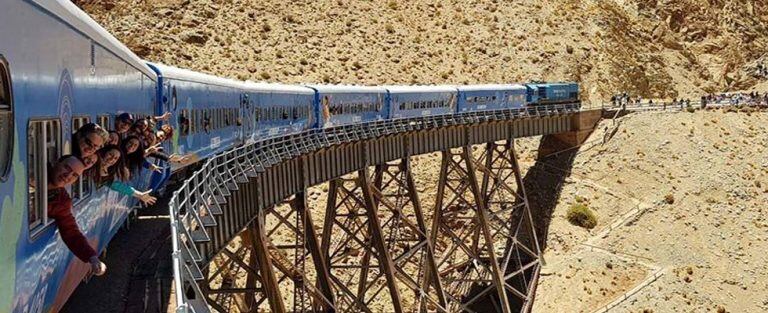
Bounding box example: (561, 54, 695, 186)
(47, 155, 107, 276)
(73, 123, 108, 157)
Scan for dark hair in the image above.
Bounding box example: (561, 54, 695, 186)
(160, 125, 173, 140)
(116, 112, 134, 123)
(108, 130, 121, 144)
(96, 145, 127, 185)
(121, 135, 145, 175)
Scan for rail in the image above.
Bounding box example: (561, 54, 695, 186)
(168, 103, 582, 312)
(601, 97, 768, 112)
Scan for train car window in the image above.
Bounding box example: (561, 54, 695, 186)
(0, 57, 13, 180)
(96, 115, 110, 129)
(28, 119, 61, 235)
(213, 109, 218, 129)
(209, 109, 214, 130)
(171, 87, 178, 111)
(71, 117, 93, 202)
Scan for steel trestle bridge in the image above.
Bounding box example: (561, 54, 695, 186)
(170, 103, 602, 313)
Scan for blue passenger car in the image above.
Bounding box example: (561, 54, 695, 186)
(148, 63, 245, 167)
(455, 84, 527, 113)
(525, 82, 579, 105)
(0, 1, 158, 312)
(244, 82, 316, 142)
(384, 85, 457, 119)
(307, 85, 388, 128)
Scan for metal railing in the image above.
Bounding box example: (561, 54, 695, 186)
(601, 97, 768, 112)
(167, 103, 583, 312)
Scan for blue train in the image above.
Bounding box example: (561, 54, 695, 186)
(0, 1, 580, 312)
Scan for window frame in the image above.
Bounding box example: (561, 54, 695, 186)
(180, 109, 190, 137)
(96, 114, 110, 129)
(70, 116, 93, 204)
(0, 55, 13, 181)
(27, 118, 62, 238)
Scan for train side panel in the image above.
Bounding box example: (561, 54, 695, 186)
(456, 85, 527, 113)
(385, 86, 457, 119)
(246, 83, 315, 142)
(0, 1, 157, 312)
(308, 85, 388, 128)
(149, 63, 244, 167)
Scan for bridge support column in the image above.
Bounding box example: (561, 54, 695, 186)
(262, 193, 338, 313)
(250, 213, 287, 313)
(371, 158, 449, 312)
(320, 169, 405, 313)
(476, 140, 542, 312)
(428, 146, 512, 313)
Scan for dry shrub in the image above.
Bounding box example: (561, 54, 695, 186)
(566, 203, 597, 229)
(664, 193, 675, 204)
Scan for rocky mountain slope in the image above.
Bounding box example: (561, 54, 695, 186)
(76, 0, 768, 103)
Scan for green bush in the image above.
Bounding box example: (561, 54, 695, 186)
(566, 203, 598, 229)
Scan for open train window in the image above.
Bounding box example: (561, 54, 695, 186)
(28, 119, 61, 236)
(71, 116, 92, 203)
(96, 115, 110, 129)
(0, 56, 13, 180)
(171, 86, 178, 111)
(190, 109, 197, 134)
(180, 109, 190, 136)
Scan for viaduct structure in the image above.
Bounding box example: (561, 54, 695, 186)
(169, 105, 603, 312)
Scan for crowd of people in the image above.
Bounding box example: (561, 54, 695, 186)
(610, 91, 768, 109)
(47, 111, 187, 276)
(700, 91, 768, 107)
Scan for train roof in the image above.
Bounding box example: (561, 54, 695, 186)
(456, 84, 527, 91)
(243, 81, 315, 95)
(148, 62, 246, 89)
(526, 82, 578, 87)
(34, 0, 157, 80)
(384, 85, 458, 93)
(305, 84, 388, 94)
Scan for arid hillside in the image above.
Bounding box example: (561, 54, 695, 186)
(529, 108, 768, 312)
(76, 0, 768, 103)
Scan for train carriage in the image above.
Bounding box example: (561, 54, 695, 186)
(147, 63, 245, 169)
(0, 1, 158, 312)
(244, 82, 315, 142)
(456, 84, 527, 113)
(306, 85, 388, 128)
(384, 85, 457, 119)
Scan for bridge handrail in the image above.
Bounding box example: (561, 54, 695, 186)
(167, 102, 582, 312)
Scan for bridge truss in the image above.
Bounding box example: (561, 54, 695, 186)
(170, 104, 587, 312)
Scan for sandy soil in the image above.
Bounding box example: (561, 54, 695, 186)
(76, 0, 768, 104)
(531, 109, 768, 312)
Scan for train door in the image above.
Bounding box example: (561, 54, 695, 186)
(239, 93, 251, 143)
